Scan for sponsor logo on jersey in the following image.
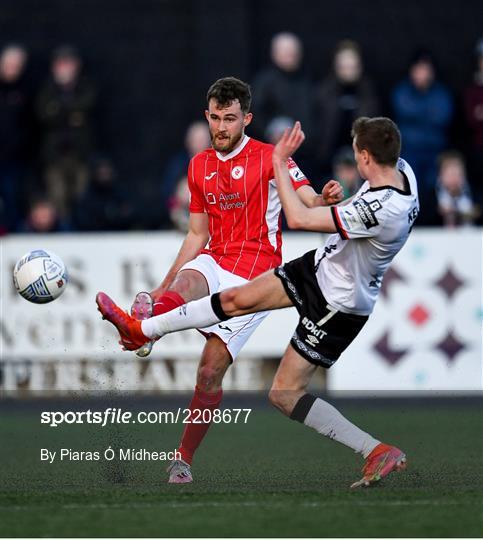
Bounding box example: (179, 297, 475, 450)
(218, 192, 246, 211)
(288, 166, 306, 182)
(205, 172, 217, 180)
(231, 166, 244, 179)
(353, 198, 382, 229)
(206, 193, 217, 205)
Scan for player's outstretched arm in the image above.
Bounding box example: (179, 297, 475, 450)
(296, 180, 343, 208)
(150, 213, 209, 300)
(273, 122, 338, 233)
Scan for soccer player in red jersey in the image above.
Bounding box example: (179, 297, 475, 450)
(123, 77, 343, 483)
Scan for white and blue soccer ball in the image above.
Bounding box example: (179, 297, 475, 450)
(13, 249, 68, 304)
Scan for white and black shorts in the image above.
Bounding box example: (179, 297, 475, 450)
(274, 250, 368, 368)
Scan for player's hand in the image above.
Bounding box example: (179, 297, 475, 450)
(321, 179, 344, 206)
(273, 121, 305, 163)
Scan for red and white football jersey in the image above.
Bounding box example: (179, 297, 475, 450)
(188, 136, 310, 280)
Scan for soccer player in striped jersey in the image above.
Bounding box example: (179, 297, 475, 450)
(124, 77, 343, 483)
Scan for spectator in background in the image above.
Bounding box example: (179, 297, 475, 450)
(332, 146, 361, 199)
(315, 40, 379, 174)
(0, 44, 32, 232)
(169, 175, 190, 233)
(20, 197, 71, 233)
(251, 33, 313, 153)
(36, 45, 96, 220)
(392, 50, 453, 225)
(436, 151, 477, 228)
(160, 121, 210, 228)
(464, 37, 483, 209)
(73, 156, 134, 231)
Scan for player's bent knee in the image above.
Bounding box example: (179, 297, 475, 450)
(171, 270, 207, 299)
(197, 363, 225, 389)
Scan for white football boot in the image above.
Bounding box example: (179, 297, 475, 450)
(167, 459, 193, 484)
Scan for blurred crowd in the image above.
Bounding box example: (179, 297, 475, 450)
(1, 34, 483, 235)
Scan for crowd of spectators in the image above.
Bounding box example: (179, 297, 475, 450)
(0, 43, 133, 235)
(1, 34, 482, 235)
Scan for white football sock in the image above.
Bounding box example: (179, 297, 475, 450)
(141, 295, 222, 339)
(304, 398, 380, 458)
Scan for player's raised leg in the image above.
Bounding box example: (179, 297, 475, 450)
(97, 270, 292, 347)
(269, 345, 406, 489)
(141, 270, 293, 340)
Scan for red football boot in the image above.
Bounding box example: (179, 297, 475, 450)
(350, 443, 407, 489)
(96, 292, 149, 351)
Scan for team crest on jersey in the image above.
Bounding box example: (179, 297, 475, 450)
(231, 166, 244, 180)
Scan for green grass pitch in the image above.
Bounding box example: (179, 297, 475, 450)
(0, 396, 481, 537)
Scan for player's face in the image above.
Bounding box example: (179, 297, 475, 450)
(205, 99, 252, 154)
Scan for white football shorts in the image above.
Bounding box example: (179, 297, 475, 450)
(179, 254, 269, 360)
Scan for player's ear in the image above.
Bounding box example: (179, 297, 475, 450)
(204, 110, 210, 122)
(243, 112, 253, 127)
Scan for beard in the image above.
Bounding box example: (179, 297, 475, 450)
(210, 129, 243, 154)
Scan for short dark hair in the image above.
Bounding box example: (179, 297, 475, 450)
(206, 77, 251, 114)
(437, 149, 465, 168)
(351, 117, 401, 166)
(52, 44, 80, 62)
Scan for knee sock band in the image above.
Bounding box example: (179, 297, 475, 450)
(210, 293, 230, 321)
(290, 393, 317, 422)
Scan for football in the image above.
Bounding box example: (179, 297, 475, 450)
(13, 249, 68, 304)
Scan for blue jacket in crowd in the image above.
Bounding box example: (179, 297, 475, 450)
(392, 79, 453, 153)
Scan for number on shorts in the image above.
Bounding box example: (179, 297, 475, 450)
(316, 304, 338, 327)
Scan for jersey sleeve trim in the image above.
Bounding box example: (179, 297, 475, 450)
(331, 206, 349, 239)
(268, 177, 311, 190)
(293, 178, 311, 190)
